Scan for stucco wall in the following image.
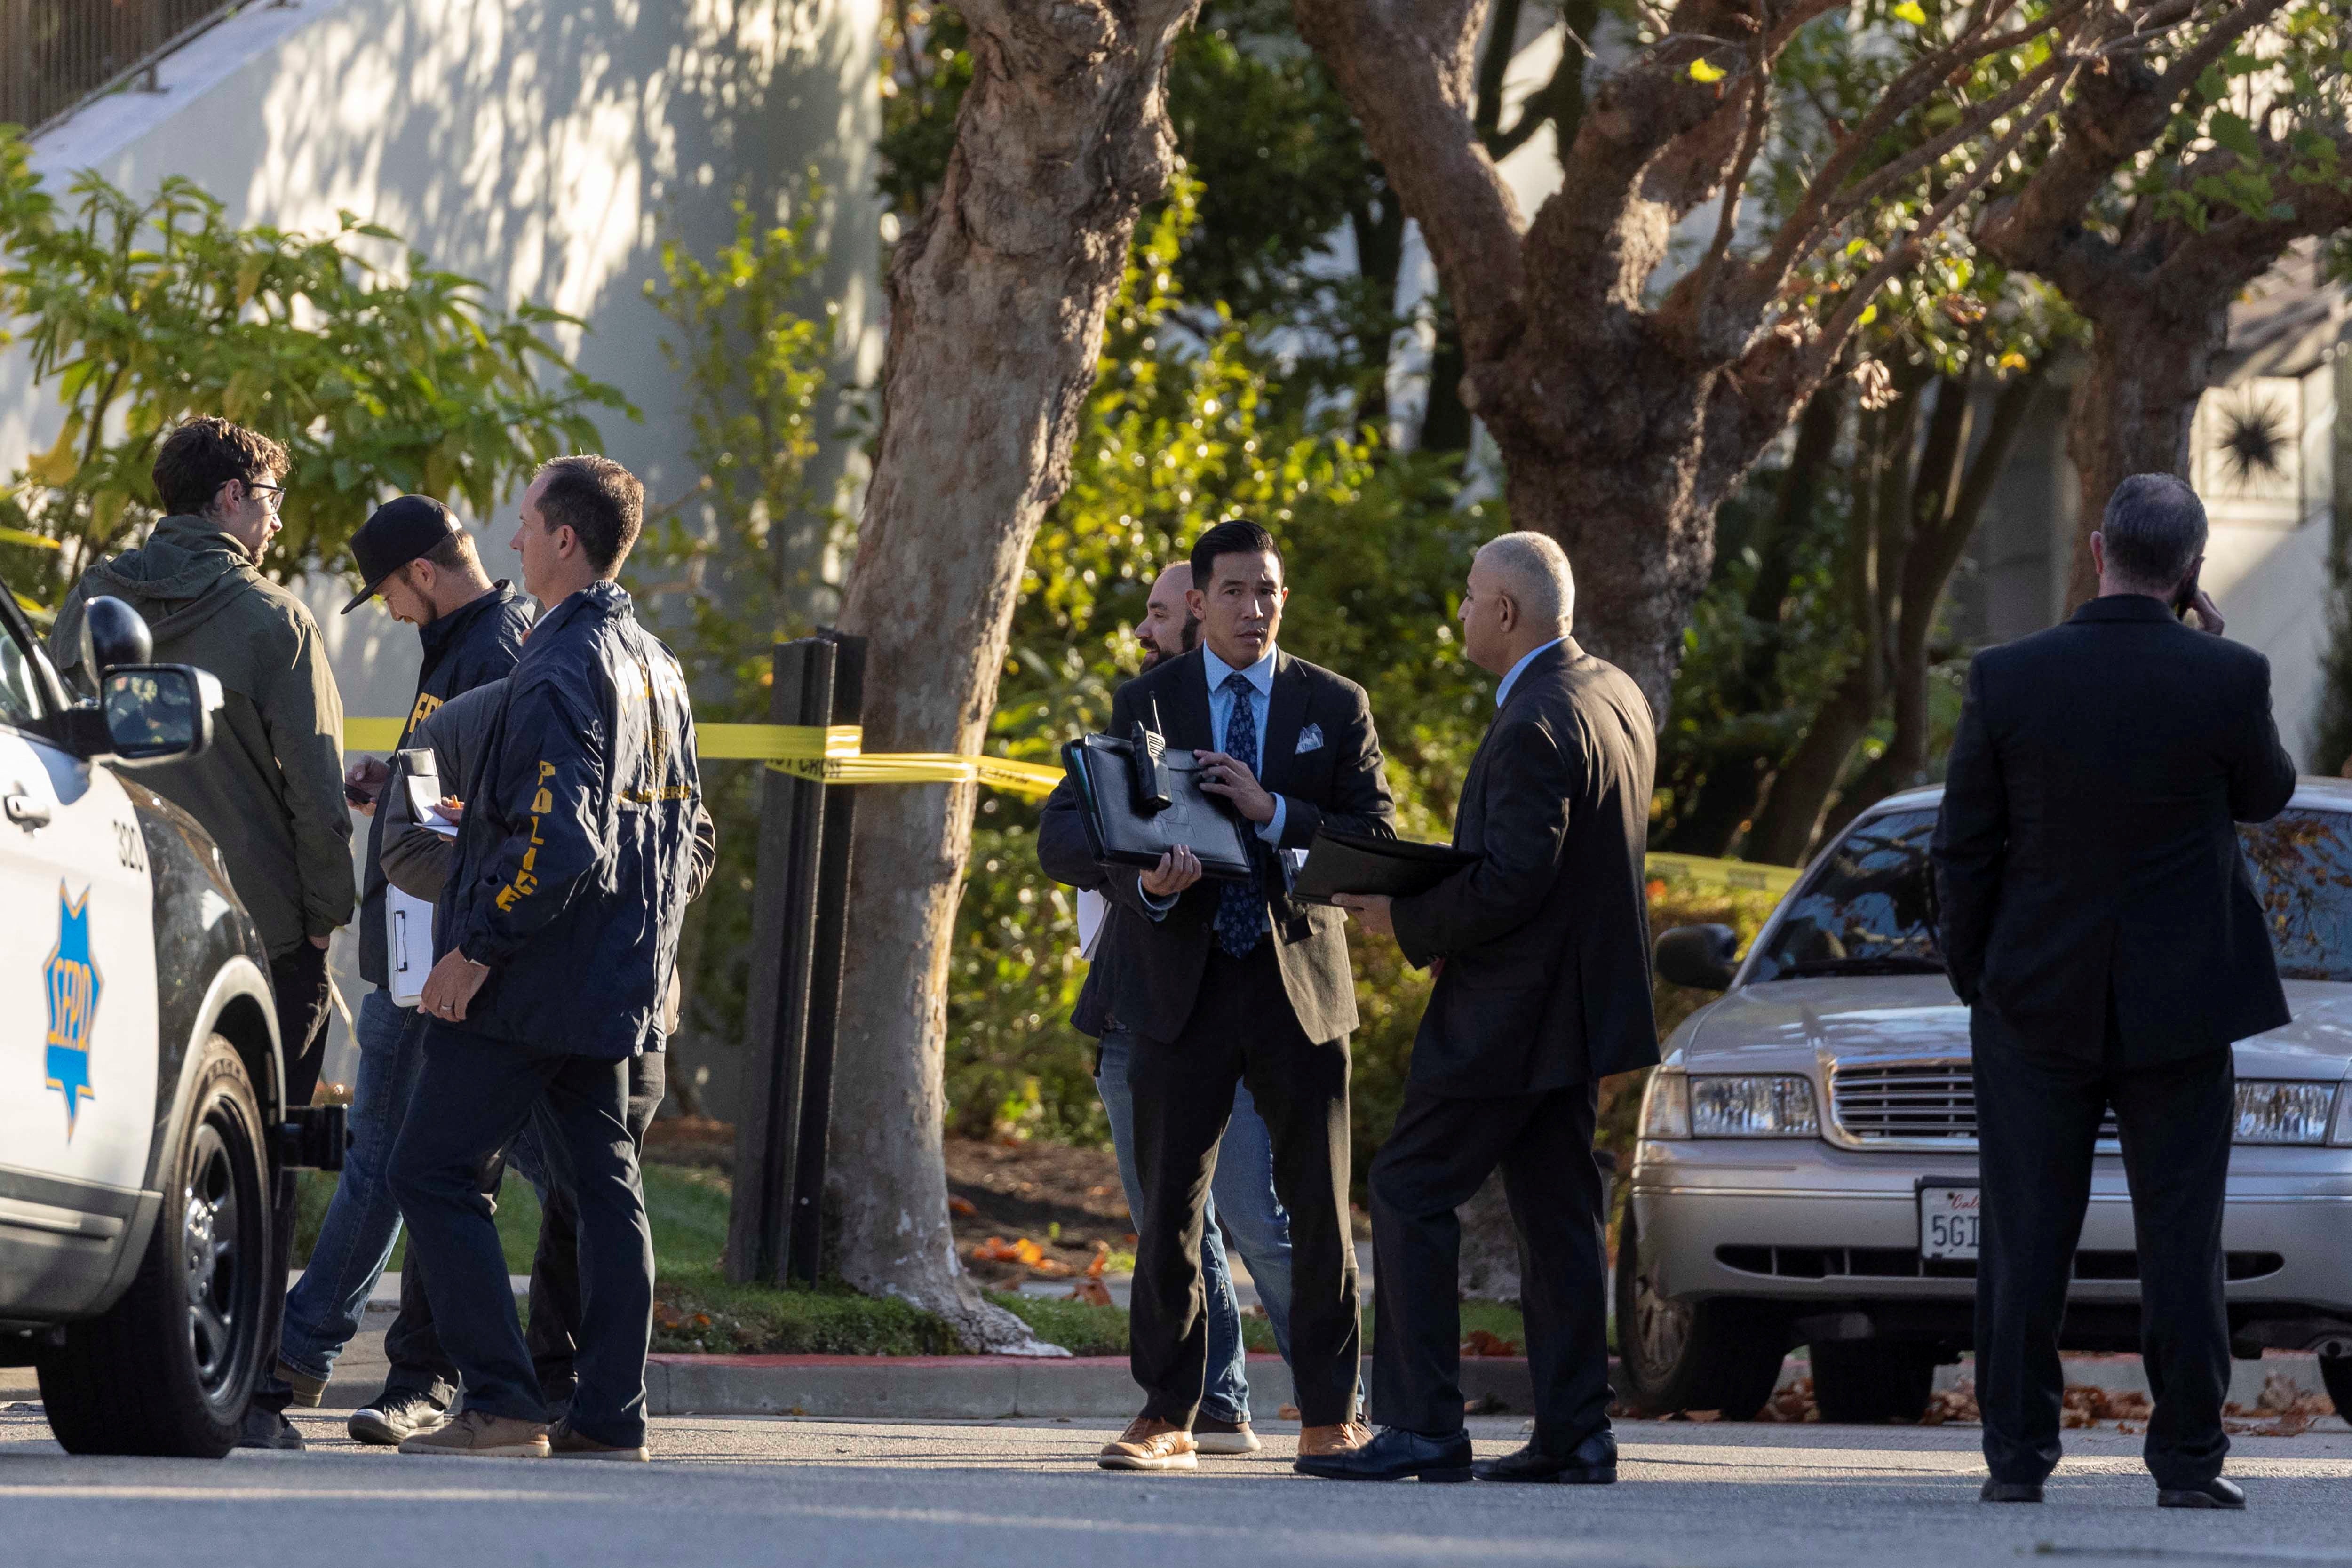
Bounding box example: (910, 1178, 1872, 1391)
(7, 0, 882, 1088)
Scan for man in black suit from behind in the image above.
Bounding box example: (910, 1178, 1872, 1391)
(1932, 473, 2296, 1512)
(1042, 519, 1395, 1471)
(1310, 531, 1657, 1484)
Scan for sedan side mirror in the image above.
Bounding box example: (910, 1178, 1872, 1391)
(1655, 923, 1740, 992)
(96, 665, 220, 766)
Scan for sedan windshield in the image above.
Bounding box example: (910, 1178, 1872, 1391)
(1752, 804, 2352, 985)
(1750, 810, 1944, 982)
(2240, 810, 2352, 984)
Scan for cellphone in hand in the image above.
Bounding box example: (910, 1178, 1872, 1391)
(2171, 566, 2201, 621)
(343, 781, 376, 807)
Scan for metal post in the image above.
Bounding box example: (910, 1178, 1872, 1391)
(783, 631, 865, 1285)
(724, 637, 835, 1285)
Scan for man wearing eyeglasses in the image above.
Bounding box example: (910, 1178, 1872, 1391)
(51, 415, 353, 1447)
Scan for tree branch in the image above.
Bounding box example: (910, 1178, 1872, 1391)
(1295, 0, 1528, 364)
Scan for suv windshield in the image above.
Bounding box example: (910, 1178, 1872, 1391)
(1750, 809, 1944, 982)
(1751, 803, 2352, 985)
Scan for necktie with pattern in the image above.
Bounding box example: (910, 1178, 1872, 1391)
(1213, 670, 1267, 956)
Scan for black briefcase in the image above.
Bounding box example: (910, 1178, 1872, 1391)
(1060, 730, 1256, 881)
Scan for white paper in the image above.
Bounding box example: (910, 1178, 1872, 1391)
(1076, 889, 1107, 960)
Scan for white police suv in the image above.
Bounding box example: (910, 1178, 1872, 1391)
(0, 587, 339, 1457)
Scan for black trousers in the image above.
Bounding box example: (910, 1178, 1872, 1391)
(1368, 1082, 1610, 1444)
(379, 1054, 665, 1409)
(1128, 943, 1360, 1427)
(388, 1026, 654, 1448)
(1973, 1011, 2234, 1488)
(252, 940, 339, 1418)
(525, 1051, 667, 1406)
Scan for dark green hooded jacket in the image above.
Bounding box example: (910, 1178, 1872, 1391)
(52, 514, 352, 957)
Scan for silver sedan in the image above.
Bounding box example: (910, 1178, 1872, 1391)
(1620, 779, 2352, 1421)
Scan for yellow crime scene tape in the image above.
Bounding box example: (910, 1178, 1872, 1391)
(344, 718, 1799, 896)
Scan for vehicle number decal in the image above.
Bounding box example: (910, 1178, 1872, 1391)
(112, 820, 146, 874)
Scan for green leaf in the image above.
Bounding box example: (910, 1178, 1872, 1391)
(1891, 1, 1927, 24)
(2209, 110, 2260, 160)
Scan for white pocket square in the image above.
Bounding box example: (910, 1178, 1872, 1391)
(1295, 724, 1325, 755)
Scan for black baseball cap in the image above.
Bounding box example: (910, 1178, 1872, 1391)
(342, 496, 465, 614)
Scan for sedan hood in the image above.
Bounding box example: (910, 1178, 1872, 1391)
(1682, 976, 2352, 1082)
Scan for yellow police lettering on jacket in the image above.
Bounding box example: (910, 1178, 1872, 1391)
(405, 691, 443, 739)
(495, 761, 559, 913)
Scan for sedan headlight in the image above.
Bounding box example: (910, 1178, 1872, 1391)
(1689, 1075, 1820, 1138)
(1641, 1070, 1692, 1139)
(2235, 1081, 2337, 1146)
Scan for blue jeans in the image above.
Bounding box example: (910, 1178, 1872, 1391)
(278, 987, 455, 1403)
(1097, 1030, 1295, 1424)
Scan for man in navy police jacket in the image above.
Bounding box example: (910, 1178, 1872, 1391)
(389, 455, 701, 1462)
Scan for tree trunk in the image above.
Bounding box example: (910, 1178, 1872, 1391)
(2060, 304, 2225, 607)
(827, 0, 1199, 1353)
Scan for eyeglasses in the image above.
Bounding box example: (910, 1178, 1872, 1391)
(246, 482, 286, 512)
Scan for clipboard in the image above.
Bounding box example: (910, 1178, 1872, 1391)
(1290, 827, 1478, 905)
(385, 748, 460, 1008)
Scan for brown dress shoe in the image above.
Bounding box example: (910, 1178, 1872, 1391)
(1297, 1420, 1373, 1458)
(1098, 1415, 1199, 1471)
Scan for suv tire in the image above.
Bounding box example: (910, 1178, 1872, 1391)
(1810, 1340, 1939, 1423)
(1614, 1206, 1786, 1418)
(38, 1035, 272, 1457)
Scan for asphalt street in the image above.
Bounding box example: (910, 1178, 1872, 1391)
(11, 1404, 2352, 1568)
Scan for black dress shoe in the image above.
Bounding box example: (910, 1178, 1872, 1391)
(1476, 1429, 1618, 1485)
(1980, 1480, 2043, 1503)
(1294, 1425, 1472, 1482)
(2158, 1476, 2246, 1510)
(236, 1408, 305, 1451)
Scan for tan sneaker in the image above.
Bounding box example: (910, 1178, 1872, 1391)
(1296, 1420, 1373, 1458)
(276, 1361, 326, 1409)
(1192, 1414, 1262, 1455)
(549, 1423, 650, 1462)
(1097, 1415, 1199, 1471)
(397, 1409, 550, 1458)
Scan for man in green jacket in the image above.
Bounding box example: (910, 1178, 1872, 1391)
(54, 417, 353, 1086)
(53, 415, 353, 1449)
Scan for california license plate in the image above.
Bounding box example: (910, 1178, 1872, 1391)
(1917, 1181, 1981, 1261)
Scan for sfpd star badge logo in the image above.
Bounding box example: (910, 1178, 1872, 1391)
(44, 883, 103, 1137)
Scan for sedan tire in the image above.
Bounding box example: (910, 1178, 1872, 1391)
(37, 1035, 271, 1457)
(1614, 1206, 1787, 1418)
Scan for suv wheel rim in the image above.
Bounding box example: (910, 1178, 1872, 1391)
(182, 1121, 245, 1399)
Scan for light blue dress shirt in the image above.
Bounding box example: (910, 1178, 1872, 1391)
(1496, 637, 1567, 709)
(1139, 644, 1288, 914)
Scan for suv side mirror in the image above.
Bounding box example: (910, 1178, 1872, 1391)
(96, 665, 220, 766)
(80, 594, 153, 677)
(1655, 923, 1740, 992)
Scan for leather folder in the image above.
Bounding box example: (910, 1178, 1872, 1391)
(1290, 827, 1478, 904)
(1060, 732, 1256, 881)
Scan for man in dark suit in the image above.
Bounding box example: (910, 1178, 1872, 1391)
(1932, 473, 2296, 1512)
(1041, 519, 1395, 1471)
(1304, 530, 1657, 1484)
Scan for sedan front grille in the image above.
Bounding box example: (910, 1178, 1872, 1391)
(1828, 1061, 2117, 1145)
